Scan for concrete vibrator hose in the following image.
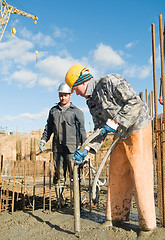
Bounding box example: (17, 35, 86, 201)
(92, 130, 122, 204)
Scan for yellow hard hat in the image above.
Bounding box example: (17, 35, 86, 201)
(65, 64, 89, 88)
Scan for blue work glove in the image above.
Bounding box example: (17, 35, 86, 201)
(39, 141, 46, 152)
(73, 149, 88, 165)
(100, 124, 116, 136)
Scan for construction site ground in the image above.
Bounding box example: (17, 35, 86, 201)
(0, 132, 165, 239)
(0, 191, 164, 240)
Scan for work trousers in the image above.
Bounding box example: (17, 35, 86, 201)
(53, 150, 74, 186)
(106, 123, 156, 230)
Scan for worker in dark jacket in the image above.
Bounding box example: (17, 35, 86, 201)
(65, 64, 156, 239)
(39, 83, 86, 206)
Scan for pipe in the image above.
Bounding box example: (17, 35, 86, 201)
(73, 128, 102, 233)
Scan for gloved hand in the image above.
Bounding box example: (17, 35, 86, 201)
(73, 149, 88, 165)
(39, 141, 46, 152)
(100, 124, 116, 136)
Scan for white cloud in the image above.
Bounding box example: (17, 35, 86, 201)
(0, 37, 47, 87)
(138, 65, 152, 79)
(37, 55, 69, 78)
(0, 34, 93, 89)
(1, 60, 13, 75)
(53, 26, 73, 41)
(0, 37, 34, 61)
(36, 55, 97, 88)
(0, 37, 35, 70)
(149, 45, 161, 69)
(20, 27, 55, 47)
(9, 69, 38, 87)
(19, 27, 32, 39)
(0, 32, 152, 92)
(0, 109, 49, 122)
(33, 32, 55, 47)
(36, 55, 81, 87)
(123, 64, 152, 79)
(125, 42, 134, 49)
(93, 43, 125, 69)
(125, 40, 139, 49)
(38, 77, 58, 88)
(123, 65, 137, 78)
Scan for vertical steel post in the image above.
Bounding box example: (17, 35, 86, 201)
(70, 173, 73, 208)
(159, 14, 165, 226)
(23, 154, 26, 211)
(159, 119, 164, 225)
(73, 164, 81, 233)
(145, 89, 148, 104)
(6, 180, 9, 211)
(57, 159, 61, 209)
(49, 153, 52, 213)
(32, 139, 36, 213)
(43, 161, 46, 211)
(12, 161, 16, 214)
(89, 158, 91, 212)
(159, 15, 165, 118)
(0, 155, 3, 212)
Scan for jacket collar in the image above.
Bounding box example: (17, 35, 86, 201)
(85, 77, 97, 98)
(57, 102, 74, 110)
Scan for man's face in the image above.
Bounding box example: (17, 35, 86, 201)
(72, 82, 87, 98)
(59, 92, 71, 106)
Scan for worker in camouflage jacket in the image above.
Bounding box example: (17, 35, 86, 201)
(65, 64, 156, 238)
(39, 83, 86, 206)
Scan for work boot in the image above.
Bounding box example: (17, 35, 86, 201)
(112, 220, 123, 227)
(137, 228, 156, 239)
(99, 220, 112, 229)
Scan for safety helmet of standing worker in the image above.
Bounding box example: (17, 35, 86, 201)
(58, 83, 71, 93)
(65, 64, 93, 91)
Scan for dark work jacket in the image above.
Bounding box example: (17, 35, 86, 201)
(41, 103, 86, 153)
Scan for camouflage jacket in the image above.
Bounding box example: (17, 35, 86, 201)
(86, 74, 152, 152)
(41, 103, 86, 153)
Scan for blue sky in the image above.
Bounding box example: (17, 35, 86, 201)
(0, 0, 165, 133)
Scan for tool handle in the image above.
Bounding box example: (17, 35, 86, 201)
(79, 128, 102, 152)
